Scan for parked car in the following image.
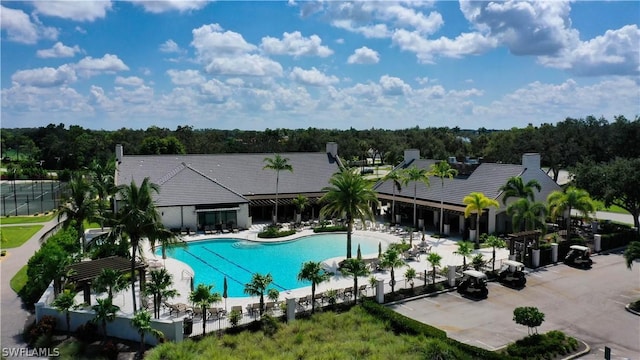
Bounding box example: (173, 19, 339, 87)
(564, 245, 592, 269)
(497, 260, 527, 287)
(457, 270, 488, 298)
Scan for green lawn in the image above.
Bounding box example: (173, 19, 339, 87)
(593, 200, 630, 215)
(0, 212, 57, 225)
(0, 225, 43, 248)
(10, 265, 28, 294)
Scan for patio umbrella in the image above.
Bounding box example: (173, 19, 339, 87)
(378, 242, 382, 258)
(190, 277, 194, 292)
(223, 276, 228, 312)
(410, 231, 413, 247)
(357, 244, 362, 260)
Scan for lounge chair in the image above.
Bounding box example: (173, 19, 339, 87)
(343, 287, 354, 299)
(166, 302, 191, 316)
(265, 302, 277, 313)
(191, 307, 209, 319)
(297, 295, 311, 307)
(358, 285, 367, 297)
(247, 303, 261, 316)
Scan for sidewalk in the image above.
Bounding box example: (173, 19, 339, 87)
(0, 217, 61, 351)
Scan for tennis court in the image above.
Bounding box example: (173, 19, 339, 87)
(0, 180, 65, 216)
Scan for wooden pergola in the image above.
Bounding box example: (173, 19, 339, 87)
(66, 256, 147, 305)
(507, 230, 542, 255)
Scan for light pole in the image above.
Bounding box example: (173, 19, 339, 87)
(39, 160, 44, 213)
(12, 168, 17, 216)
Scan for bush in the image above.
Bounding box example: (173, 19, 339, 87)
(505, 331, 578, 359)
(600, 230, 638, 251)
(257, 227, 296, 238)
(313, 225, 347, 233)
(75, 321, 100, 343)
(25, 315, 57, 346)
(629, 299, 640, 312)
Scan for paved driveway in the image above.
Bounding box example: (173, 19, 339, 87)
(389, 252, 640, 360)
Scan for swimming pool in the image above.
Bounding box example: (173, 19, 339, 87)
(158, 234, 384, 297)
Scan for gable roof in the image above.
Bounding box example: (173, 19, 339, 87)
(375, 159, 526, 207)
(116, 152, 340, 206)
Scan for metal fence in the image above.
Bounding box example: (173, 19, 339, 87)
(0, 180, 66, 216)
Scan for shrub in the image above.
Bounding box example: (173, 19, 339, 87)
(360, 300, 446, 339)
(258, 226, 296, 238)
(312, 225, 347, 233)
(505, 331, 578, 359)
(75, 321, 100, 343)
(25, 315, 57, 346)
(629, 299, 640, 312)
(101, 339, 119, 360)
(229, 310, 242, 327)
(261, 314, 279, 337)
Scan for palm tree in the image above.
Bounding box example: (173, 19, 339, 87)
(87, 159, 117, 230)
(463, 192, 499, 245)
(244, 273, 273, 316)
(298, 261, 330, 312)
(382, 170, 403, 224)
(144, 268, 178, 319)
(507, 198, 547, 247)
(380, 248, 406, 293)
(401, 166, 431, 229)
(499, 177, 541, 205)
(58, 173, 98, 254)
(52, 289, 76, 337)
(116, 177, 162, 312)
(320, 170, 379, 259)
(429, 160, 458, 234)
(454, 241, 474, 270)
(92, 297, 120, 343)
(339, 258, 370, 303)
(263, 154, 293, 224)
(547, 187, 596, 241)
(624, 241, 640, 269)
(484, 235, 507, 271)
(189, 283, 221, 335)
(131, 310, 163, 357)
(93, 268, 129, 302)
(147, 224, 182, 260)
(404, 267, 416, 290)
(292, 194, 309, 223)
(426, 252, 442, 284)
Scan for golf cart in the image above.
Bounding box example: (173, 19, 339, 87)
(457, 270, 488, 299)
(497, 260, 527, 287)
(564, 245, 592, 268)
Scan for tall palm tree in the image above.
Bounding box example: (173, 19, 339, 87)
(426, 252, 442, 284)
(147, 224, 182, 260)
(189, 284, 221, 335)
(484, 235, 507, 271)
(507, 198, 547, 234)
(92, 297, 120, 343)
(263, 154, 293, 224)
(52, 289, 76, 337)
(144, 268, 178, 319)
(292, 194, 309, 223)
(339, 258, 370, 303)
(243, 273, 273, 316)
(92, 268, 129, 302)
(463, 192, 499, 245)
(58, 173, 98, 254)
(116, 177, 162, 312)
(454, 241, 474, 270)
(499, 177, 541, 205)
(298, 261, 331, 312)
(547, 186, 596, 241)
(401, 166, 431, 229)
(87, 159, 117, 230)
(380, 248, 406, 293)
(320, 170, 379, 259)
(429, 161, 458, 234)
(131, 310, 163, 357)
(382, 170, 403, 225)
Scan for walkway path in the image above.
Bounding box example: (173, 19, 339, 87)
(0, 217, 61, 352)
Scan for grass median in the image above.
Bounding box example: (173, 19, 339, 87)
(0, 225, 43, 248)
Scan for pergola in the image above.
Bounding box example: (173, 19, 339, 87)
(66, 256, 147, 305)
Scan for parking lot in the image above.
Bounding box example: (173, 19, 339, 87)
(389, 252, 640, 360)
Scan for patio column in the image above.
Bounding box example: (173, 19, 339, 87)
(487, 207, 496, 234)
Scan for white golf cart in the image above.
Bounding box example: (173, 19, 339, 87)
(497, 260, 527, 287)
(564, 245, 592, 269)
(457, 270, 489, 299)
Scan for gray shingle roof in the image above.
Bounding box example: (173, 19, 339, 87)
(375, 159, 525, 207)
(117, 152, 340, 206)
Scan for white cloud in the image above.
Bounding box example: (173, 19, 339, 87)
(290, 67, 339, 86)
(32, 1, 112, 22)
(347, 46, 379, 64)
(460, 0, 577, 56)
(379, 5, 443, 35)
(75, 26, 87, 34)
(0, 5, 57, 44)
(127, 0, 208, 13)
(191, 23, 257, 62)
(115, 76, 144, 86)
(166, 69, 205, 86)
(203, 54, 283, 77)
(11, 65, 77, 87)
(36, 42, 81, 58)
(335, 38, 345, 44)
(392, 29, 498, 63)
(379, 75, 410, 96)
(159, 39, 184, 53)
(75, 54, 129, 77)
(332, 20, 390, 39)
(200, 79, 232, 103)
(539, 25, 640, 77)
(260, 31, 333, 58)
(114, 85, 154, 104)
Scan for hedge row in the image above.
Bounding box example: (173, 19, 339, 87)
(312, 225, 347, 233)
(600, 230, 639, 251)
(257, 229, 296, 238)
(360, 299, 446, 339)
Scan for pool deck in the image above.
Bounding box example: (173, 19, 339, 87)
(82, 224, 509, 330)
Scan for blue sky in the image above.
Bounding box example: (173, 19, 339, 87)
(1, 1, 638, 131)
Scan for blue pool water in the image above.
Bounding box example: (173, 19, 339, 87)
(158, 234, 383, 297)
